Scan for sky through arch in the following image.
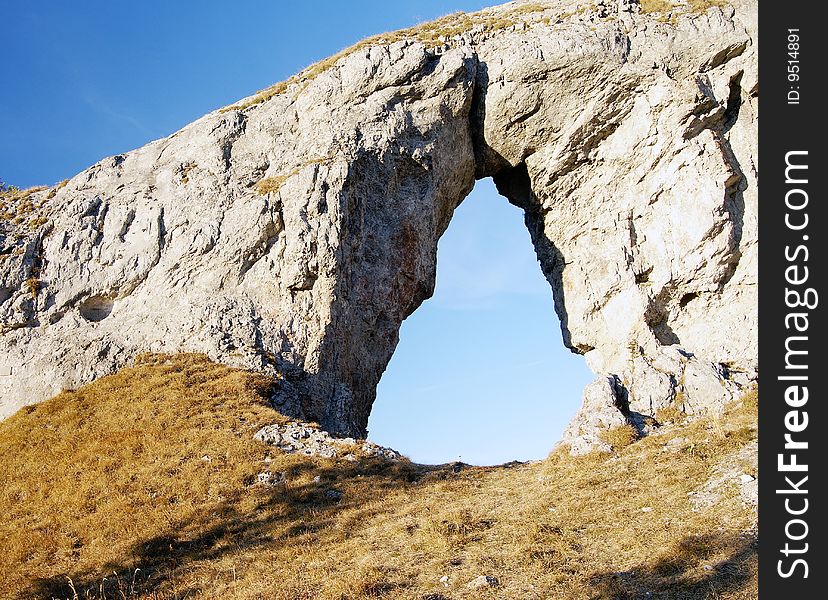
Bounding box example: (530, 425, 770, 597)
(368, 179, 594, 465)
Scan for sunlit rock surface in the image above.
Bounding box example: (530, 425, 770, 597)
(0, 0, 757, 444)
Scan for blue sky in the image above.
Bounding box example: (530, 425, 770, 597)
(1, 1, 593, 464)
(369, 181, 594, 465)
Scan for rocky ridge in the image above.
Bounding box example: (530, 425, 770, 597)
(0, 0, 758, 449)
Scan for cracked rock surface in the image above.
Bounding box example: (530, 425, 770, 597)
(0, 0, 757, 444)
(254, 421, 402, 461)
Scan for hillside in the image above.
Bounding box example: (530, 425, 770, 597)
(0, 354, 757, 599)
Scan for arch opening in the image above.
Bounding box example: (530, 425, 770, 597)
(367, 178, 593, 465)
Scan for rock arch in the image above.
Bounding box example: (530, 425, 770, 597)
(0, 1, 757, 446)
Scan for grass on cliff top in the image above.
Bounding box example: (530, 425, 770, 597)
(223, 0, 734, 114)
(0, 354, 757, 599)
(640, 0, 729, 20)
(220, 3, 554, 113)
(1, 180, 66, 235)
(0, 186, 48, 224)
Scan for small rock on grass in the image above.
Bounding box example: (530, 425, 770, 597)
(466, 575, 498, 589)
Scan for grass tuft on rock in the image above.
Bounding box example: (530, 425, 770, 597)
(220, 3, 556, 114)
(598, 422, 640, 450)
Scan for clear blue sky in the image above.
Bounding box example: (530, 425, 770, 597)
(369, 180, 594, 465)
(1, 0, 594, 464)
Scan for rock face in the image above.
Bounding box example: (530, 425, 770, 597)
(560, 376, 630, 455)
(0, 0, 757, 442)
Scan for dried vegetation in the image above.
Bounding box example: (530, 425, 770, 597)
(220, 3, 555, 113)
(0, 354, 758, 599)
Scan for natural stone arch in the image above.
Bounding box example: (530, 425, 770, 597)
(288, 7, 758, 438)
(0, 1, 757, 447)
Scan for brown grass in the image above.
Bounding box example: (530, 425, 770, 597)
(0, 185, 47, 205)
(46, 179, 69, 199)
(26, 216, 48, 230)
(25, 275, 39, 299)
(639, 0, 675, 12)
(1, 185, 52, 235)
(0, 355, 757, 599)
(656, 404, 686, 425)
(253, 173, 295, 196)
(687, 0, 729, 12)
(598, 422, 639, 450)
(656, 389, 689, 425)
(253, 156, 335, 196)
(179, 163, 196, 185)
(640, 0, 729, 18)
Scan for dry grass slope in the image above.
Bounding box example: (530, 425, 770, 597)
(0, 355, 757, 599)
(598, 422, 639, 450)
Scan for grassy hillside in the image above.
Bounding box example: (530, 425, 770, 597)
(0, 354, 757, 599)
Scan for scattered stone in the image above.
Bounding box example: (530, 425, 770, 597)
(559, 377, 628, 455)
(641, 506, 653, 513)
(738, 473, 755, 483)
(439, 575, 449, 586)
(254, 422, 402, 461)
(466, 575, 498, 589)
(361, 442, 404, 462)
(257, 471, 285, 486)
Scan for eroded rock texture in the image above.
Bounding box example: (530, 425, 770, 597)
(0, 0, 757, 442)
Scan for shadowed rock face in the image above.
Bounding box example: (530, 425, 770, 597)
(0, 0, 757, 442)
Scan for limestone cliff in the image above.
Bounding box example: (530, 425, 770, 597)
(0, 0, 757, 443)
